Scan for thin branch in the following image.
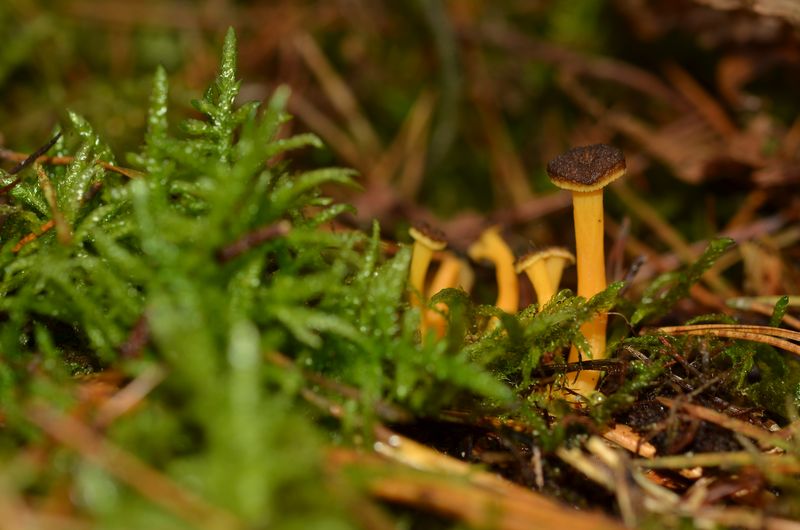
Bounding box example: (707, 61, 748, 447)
(657, 397, 792, 450)
(0, 148, 143, 179)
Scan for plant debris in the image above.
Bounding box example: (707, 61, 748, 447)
(2, 4, 800, 530)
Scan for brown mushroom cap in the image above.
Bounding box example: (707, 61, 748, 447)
(409, 222, 447, 251)
(515, 247, 576, 274)
(547, 144, 626, 192)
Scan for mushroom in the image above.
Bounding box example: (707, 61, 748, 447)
(468, 226, 518, 315)
(516, 247, 575, 306)
(408, 223, 447, 314)
(425, 252, 474, 336)
(546, 144, 626, 396)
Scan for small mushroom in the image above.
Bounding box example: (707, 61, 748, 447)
(408, 222, 447, 313)
(516, 247, 575, 306)
(425, 252, 473, 336)
(468, 226, 518, 315)
(547, 144, 626, 396)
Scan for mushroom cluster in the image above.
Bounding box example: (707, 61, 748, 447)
(406, 144, 625, 399)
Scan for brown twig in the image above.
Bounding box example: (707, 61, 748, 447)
(0, 148, 143, 179)
(693, 0, 800, 26)
(603, 423, 657, 458)
(464, 45, 534, 206)
(1, 133, 63, 195)
(94, 365, 166, 428)
(293, 32, 382, 165)
(657, 397, 792, 451)
(12, 220, 55, 253)
(658, 324, 800, 357)
(215, 220, 292, 262)
(611, 180, 737, 298)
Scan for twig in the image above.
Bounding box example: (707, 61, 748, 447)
(659, 323, 800, 343)
(657, 397, 793, 450)
(477, 23, 685, 108)
(288, 90, 366, 171)
(12, 220, 55, 253)
(215, 220, 292, 262)
(0, 148, 143, 179)
(662, 62, 737, 138)
(635, 451, 800, 472)
(693, 0, 800, 26)
(266, 351, 411, 423)
(729, 300, 800, 330)
(293, 33, 382, 164)
(602, 423, 657, 458)
(464, 44, 534, 206)
(0, 133, 62, 194)
(728, 296, 800, 309)
(611, 180, 736, 297)
(94, 365, 167, 427)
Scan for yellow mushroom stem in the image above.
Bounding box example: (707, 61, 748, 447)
(409, 242, 435, 311)
(425, 253, 471, 337)
(523, 259, 556, 306)
(517, 248, 574, 307)
(468, 228, 518, 315)
(567, 190, 607, 396)
(408, 224, 447, 337)
(545, 258, 569, 295)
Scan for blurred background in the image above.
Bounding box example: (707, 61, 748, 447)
(2, 0, 800, 301)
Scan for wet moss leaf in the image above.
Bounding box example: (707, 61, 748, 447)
(632, 238, 734, 326)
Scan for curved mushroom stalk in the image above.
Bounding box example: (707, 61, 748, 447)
(468, 226, 518, 317)
(408, 223, 447, 334)
(517, 247, 575, 306)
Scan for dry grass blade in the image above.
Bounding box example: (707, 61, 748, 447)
(658, 324, 800, 357)
(0, 484, 93, 530)
(662, 62, 737, 138)
(611, 180, 735, 297)
(559, 437, 798, 530)
(660, 323, 800, 341)
(557, 72, 720, 185)
(94, 365, 166, 427)
(557, 437, 677, 527)
(728, 296, 800, 309)
(657, 397, 793, 450)
(466, 47, 534, 206)
(370, 90, 436, 193)
(694, 0, 800, 26)
(331, 438, 627, 530)
(727, 299, 800, 331)
(635, 451, 800, 472)
(287, 90, 365, 171)
(35, 164, 72, 246)
(293, 32, 382, 163)
(26, 402, 243, 530)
